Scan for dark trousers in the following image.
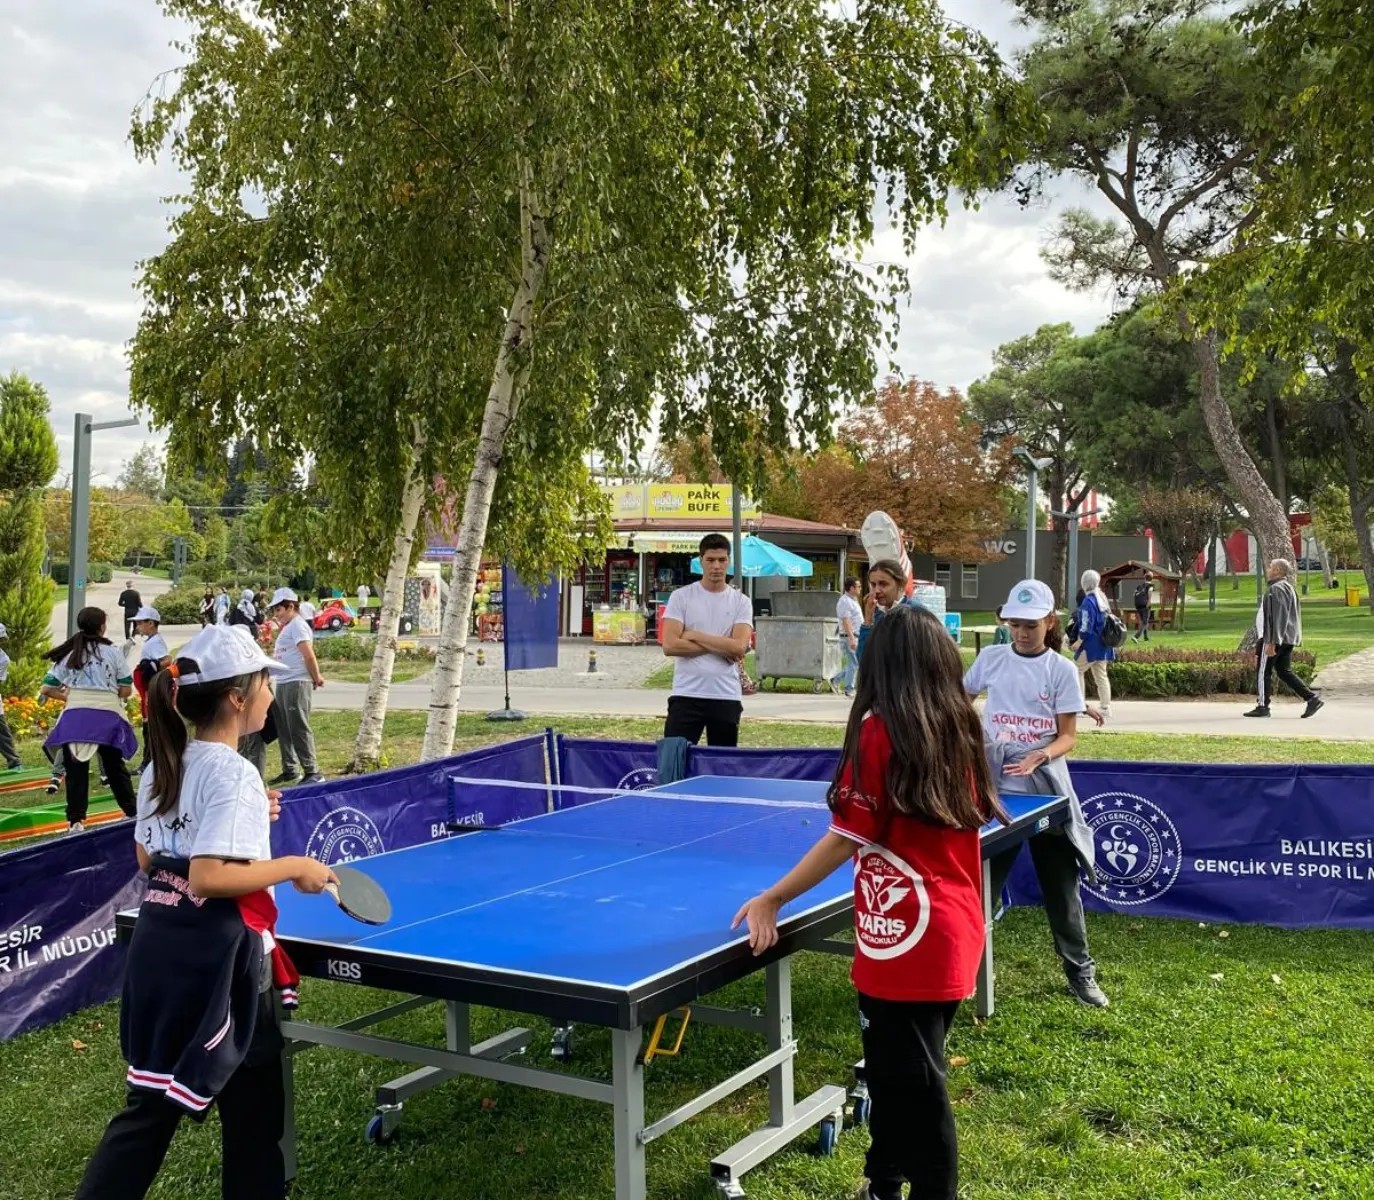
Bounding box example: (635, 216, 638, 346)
(65, 747, 136, 824)
(989, 829, 1094, 977)
(1259, 643, 1315, 706)
(1133, 605, 1150, 639)
(124, 615, 137, 640)
(663, 695, 743, 747)
(75, 1001, 285, 1200)
(859, 993, 960, 1200)
(0, 711, 18, 767)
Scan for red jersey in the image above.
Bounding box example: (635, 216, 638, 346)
(828, 714, 985, 1002)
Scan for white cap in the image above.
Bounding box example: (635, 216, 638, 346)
(175, 624, 286, 686)
(133, 606, 161, 623)
(269, 586, 298, 608)
(241, 588, 254, 601)
(1001, 579, 1056, 621)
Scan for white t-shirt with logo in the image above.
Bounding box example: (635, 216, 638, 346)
(836, 593, 862, 635)
(135, 740, 271, 863)
(45, 643, 132, 692)
(663, 582, 754, 701)
(274, 615, 315, 684)
(963, 645, 1083, 757)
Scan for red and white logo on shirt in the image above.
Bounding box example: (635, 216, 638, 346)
(853, 844, 929, 959)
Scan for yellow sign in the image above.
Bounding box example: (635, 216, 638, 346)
(603, 484, 759, 521)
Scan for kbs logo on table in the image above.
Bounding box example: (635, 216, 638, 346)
(1081, 791, 1181, 906)
(306, 806, 385, 865)
(853, 845, 930, 959)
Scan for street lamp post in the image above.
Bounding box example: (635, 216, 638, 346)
(68, 412, 141, 635)
(1012, 448, 1052, 582)
(1049, 505, 1102, 605)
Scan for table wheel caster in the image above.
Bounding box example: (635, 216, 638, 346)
(551, 1023, 575, 1061)
(365, 1102, 402, 1145)
(850, 1077, 871, 1126)
(714, 1180, 746, 1199)
(817, 1112, 841, 1156)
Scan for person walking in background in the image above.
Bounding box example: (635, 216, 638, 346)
(660, 533, 754, 747)
(0, 625, 22, 771)
(1246, 558, 1324, 719)
(830, 576, 862, 697)
(118, 581, 143, 642)
(1131, 579, 1152, 642)
(267, 588, 325, 784)
(228, 588, 259, 635)
(992, 605, 1012, 645)
(198, 588, 215, 627)
(213, 587, 230, 626)
(40, 607, 138, 832)
(1071, 569, 1115, 721)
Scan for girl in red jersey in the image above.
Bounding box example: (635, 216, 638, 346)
(734, 604, 1005, 1200)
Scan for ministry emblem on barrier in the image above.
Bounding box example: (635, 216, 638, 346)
(1081, 791, 1181, 906)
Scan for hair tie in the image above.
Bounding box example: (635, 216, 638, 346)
(167, 662, 180, 680)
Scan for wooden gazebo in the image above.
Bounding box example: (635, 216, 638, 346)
(1098, 560, 1184, 631)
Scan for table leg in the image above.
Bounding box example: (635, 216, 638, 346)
(976, 867, 994, 1019)
(766, 959, 795, 1127)
(974, 632, 984, 656)
(280, 1006, 298, 1181)
(611, 1027, 647, 1200)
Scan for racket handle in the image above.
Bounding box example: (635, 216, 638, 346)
(323, 882, 340, 902)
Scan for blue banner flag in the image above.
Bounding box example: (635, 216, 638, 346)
(503, 562, 559, 671)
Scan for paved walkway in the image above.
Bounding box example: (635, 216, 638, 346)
(1313, 645, 1374, 697)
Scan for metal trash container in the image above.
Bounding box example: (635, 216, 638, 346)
(754, 616, 843, 692)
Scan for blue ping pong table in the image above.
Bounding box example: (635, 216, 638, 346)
(252, 777, 1066, 1200)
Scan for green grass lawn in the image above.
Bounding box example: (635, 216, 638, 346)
(6, 715, 1374, 1197)
(5, 911, 1371, 1199)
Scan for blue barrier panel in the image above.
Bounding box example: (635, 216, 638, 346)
(555, 737, 659, 804)
(689, 745, 840, 782)
(1007, 761, 1374, 929)
(0, 736, 551, 1042)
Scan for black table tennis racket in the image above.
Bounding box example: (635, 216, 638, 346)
(324, 864, 392, 925)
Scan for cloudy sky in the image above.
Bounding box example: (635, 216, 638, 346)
(1, 1, 1118, 482)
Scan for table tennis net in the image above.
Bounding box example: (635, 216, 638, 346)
(444, 775, 834, 853)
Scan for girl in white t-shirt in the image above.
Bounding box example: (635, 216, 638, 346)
(40, 606, 137, 831)
(963, 579, 1108, 1009)
(74, 624, 335, 1200)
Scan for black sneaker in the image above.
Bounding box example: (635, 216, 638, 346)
(1068, 973, 1110, 1008)
(1243, 705, 1270, 718)
(1301, 696, 1325, 719)
(46, 776, 62, 795)
(299, 773, 325, 785)
(269, 771, 300, 785)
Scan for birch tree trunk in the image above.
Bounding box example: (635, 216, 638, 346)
(420, 172, 549, 761)
(346, 430, 428, 773)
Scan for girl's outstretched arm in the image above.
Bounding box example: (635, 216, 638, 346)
(732, 831, 855, 956)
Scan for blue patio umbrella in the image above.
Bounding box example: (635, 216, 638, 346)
(690, 535, 814, 578)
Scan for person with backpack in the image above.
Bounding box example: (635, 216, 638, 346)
(1131, 579, 1152, 642)
(1071, 570, 1121, 720)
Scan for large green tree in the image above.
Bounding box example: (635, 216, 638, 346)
(1005, 0, 1293, 568)
(130, 0, 1030, 764)
(0, 374, 59, 695)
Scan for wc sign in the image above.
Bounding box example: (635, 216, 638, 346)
(983, 537, 1018, 557)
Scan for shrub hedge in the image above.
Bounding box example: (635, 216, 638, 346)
(312, 634, 434, 666)
(49, 562, 113, 585)
(1103, 648, 1316, 698)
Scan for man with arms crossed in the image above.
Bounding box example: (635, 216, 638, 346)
(660, 533, 754, 746)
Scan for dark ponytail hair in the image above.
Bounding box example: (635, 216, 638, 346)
(828, 605, 1007, 830)
(1042, 612, 1065, 653)
(46, 607, 110, 671)
(146, 658, 269, 817)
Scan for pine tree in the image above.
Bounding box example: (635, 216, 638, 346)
(0, 374, 59, 695)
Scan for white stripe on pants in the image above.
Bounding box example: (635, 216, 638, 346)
(1076, 656, 1111, 714)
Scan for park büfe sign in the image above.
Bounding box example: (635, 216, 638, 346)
(5, 744, 1374, 1042)
(0, 736, 551, 1043)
